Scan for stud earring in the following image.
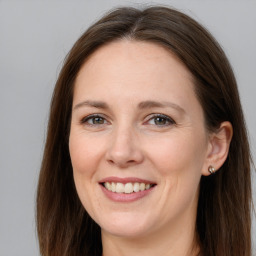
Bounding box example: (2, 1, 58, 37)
(208, 165, 216, 174)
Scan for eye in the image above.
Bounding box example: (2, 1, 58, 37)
(81, 114, 108, 126)
(146, 114, 175, 127)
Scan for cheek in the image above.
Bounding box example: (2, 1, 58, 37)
(69, 133, 103, 177)
(147, 133, 206, 174)
(69, 134, 102, 202)
(151, 133, 205, 214)
(69, 134, 104, 214)
(145, 131, 207, 205)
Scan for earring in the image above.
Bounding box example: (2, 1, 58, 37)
(208, 165, 216, 174)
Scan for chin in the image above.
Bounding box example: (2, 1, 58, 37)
(96, 212, 153, 238)
(102, 224, 150, 238)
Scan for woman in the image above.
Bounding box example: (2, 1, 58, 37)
(36, 6, 253, 256)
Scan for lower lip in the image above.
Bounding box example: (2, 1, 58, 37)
(100, 185, 156, 202)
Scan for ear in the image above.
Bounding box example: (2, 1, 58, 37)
(202, 121, 233, 176)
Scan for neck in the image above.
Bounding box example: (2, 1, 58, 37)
(101, 215, 200, 256)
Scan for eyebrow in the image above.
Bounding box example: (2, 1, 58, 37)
(73, 100, 185, 114)
(138, 100, 185, 113)
(73, 100, 109, 110)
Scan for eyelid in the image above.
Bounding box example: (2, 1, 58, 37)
(144, 113, 176, 126)
(79, 113, 175, 127)
(80, 113, 110, 125)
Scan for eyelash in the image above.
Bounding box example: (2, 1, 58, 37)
(80, 113, 176, 127)
(145, 114, 176, 127)
(80, 114, 108, 126)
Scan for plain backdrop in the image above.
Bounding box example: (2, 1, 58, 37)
(0, 1, 255, 255)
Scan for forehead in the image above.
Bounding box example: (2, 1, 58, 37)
(74, 40, 194, 97)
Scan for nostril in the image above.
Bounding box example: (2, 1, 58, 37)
(107, 159, 115, 164)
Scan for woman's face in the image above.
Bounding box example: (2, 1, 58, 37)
(69, 40, 212, 238)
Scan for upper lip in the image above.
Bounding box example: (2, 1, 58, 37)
(99, 176, 156, 184)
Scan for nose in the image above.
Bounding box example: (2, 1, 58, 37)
(105, 126, 144, 168)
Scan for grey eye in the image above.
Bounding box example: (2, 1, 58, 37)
(90, 117, 105, 124)
(147, 114, 175, 126)
(153, 117, 169, 125)
(81, 115, 107, 125)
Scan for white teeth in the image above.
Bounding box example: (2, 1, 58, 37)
(104, 182, 153, 193)
(116, 183, 125, 193)
(111, 182, 116, 192)
(145, 184, 150, 189)
(105, 182, 111, 190)
(133, 182, 140, 192)
(124, 183, 133, 193)
(139, 183, 145, 191)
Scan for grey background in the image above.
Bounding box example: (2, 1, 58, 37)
(0, 0, 255, 255)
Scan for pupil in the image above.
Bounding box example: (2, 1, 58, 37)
(93, 117, 104, 124)
(155, 117, 166, 125)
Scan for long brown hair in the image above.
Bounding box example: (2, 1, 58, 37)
(36, 6, 253, 256)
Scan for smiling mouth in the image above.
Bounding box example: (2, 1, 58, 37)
(101, 182, 155, 194)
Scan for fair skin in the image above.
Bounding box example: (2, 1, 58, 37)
(69, 40, 232, 256)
